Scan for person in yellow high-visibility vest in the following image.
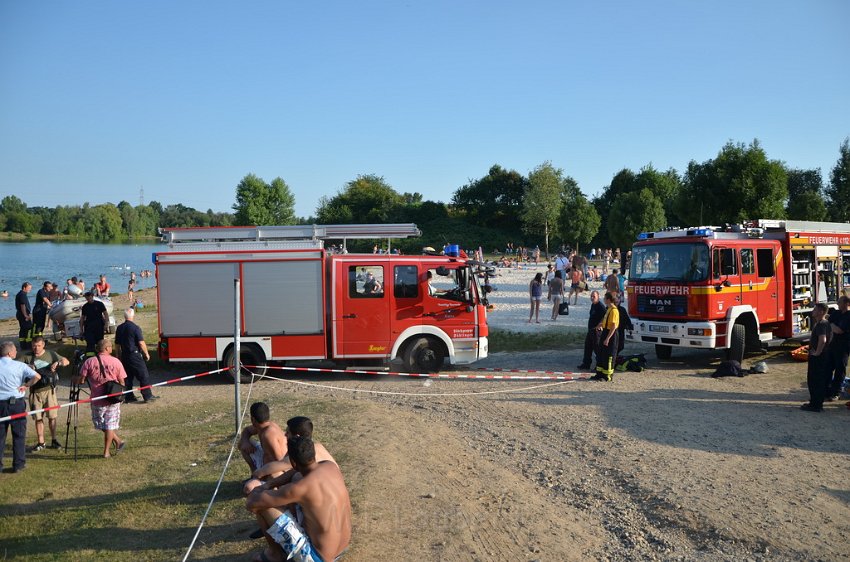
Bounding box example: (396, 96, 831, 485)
(593, 291, 620, 381)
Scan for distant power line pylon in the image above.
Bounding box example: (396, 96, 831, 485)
(139, 186, 145, 206)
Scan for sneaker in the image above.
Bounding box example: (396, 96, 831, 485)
(800, 403, 823, 412)
(50, 439, 62, 449)
(248, 528, 265, 539)
(577, 364, 591, 370)
(144, 396, 159, 403)
(28, 443, 46, 452)
(125, 395, 140, 403)
(826, 395, 840, 402)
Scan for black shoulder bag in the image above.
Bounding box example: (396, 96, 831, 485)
(97, 355, 124, 404)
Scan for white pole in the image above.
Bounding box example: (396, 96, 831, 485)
(234, 278, 241, 435)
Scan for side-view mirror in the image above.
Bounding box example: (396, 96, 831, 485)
(436, 266, 450, 277)
(484, 284, 493, 294)
(723, 279, 731, 287)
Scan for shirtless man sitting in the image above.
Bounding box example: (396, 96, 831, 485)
(239, 402, 287, 477)
(243, 416, 335, 496)
(247, 436, 352, 562)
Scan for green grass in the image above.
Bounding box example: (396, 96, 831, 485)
(0, 390, 361, 561)
(489, 327, 585, 352)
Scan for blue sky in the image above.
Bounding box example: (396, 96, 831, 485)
(1, 1, 848, 219)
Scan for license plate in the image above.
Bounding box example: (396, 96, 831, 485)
(649, 325, 669, 333)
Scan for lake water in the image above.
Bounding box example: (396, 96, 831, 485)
(0, 241, 163, 320)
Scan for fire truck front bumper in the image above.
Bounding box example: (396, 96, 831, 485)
(451, 336, 489, 364)
(625, 320, 716, 349)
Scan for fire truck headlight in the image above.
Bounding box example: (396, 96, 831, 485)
(687, 328, 711, 336)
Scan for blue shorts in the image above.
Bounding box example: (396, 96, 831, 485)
(268, 511, 324, 562)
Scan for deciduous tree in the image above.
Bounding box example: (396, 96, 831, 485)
(675, 140, 787, 225)
(522, 162, 564, 257)
(826, 138, 850, 221)
(786, 168, 827, 221)
(315, 174, 403, 224)
(558, 178, 600, 253)
(452, 164, 526, 232)
(233, 173, 296, 226)
(608, 189, 666, 251)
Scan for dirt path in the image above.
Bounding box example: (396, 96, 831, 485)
(266, 349, 850, 561)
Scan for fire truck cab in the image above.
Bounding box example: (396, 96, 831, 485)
(154, 224, 490, 381)
(626, 220, 850, 362)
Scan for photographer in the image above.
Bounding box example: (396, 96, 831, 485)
(19, 336, 69, 451)
(76, 340, 127, 458)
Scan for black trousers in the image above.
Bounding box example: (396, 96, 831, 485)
(84, 329, 103, 352)
(123, 352, 153, 400)
(828, 345, 848, 397)
(33, 308, 47, 336)
(596, 329, 619, 378)
(17, 315, 32, 351)
(0, 398, 27, 470)
(807, 354, 831, 409)
(582, 329, 598, 367)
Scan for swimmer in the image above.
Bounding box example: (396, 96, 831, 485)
(0, 290, 7, 298)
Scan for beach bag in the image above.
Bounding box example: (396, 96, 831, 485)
(712, 360, 745, 378)
(558, 302, 570, 315)
(97, 356, 124, 404)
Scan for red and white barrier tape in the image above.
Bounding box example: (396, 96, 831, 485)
(1, 364, 595, 423)
(0, 367, 228, 423)
(248, 364, 593, 381)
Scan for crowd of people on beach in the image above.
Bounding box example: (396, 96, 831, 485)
(516, 247, 635, 382)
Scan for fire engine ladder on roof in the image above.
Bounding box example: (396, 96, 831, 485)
(159, 224, 422, 249)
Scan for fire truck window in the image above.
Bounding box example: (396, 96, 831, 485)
(741, 249, 755, 274)
(349, 266, 384, 298)
(757, 248, 774, 277)
(713, 248, 737, 278)
(394, 266, 418, 299)
(427, 267, 462, 300)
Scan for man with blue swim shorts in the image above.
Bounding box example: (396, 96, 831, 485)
(247, 436, 351, 562)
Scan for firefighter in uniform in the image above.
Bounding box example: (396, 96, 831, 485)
(593, 291, 620, 381)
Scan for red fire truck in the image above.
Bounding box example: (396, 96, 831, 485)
(154, 224, 489, 381)
(625, 220, 850, 362)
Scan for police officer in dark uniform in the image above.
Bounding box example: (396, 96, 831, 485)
(114, 307, 158, 403)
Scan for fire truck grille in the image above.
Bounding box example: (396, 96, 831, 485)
(636, 295, 688, 315)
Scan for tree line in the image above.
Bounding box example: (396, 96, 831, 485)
(3, 138, 849, 254)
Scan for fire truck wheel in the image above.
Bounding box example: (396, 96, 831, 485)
(403, 337, 445, 373)
(727, 324, 745, 363)
(223, 345, 267, 384)
(655, 344, 672, 360)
